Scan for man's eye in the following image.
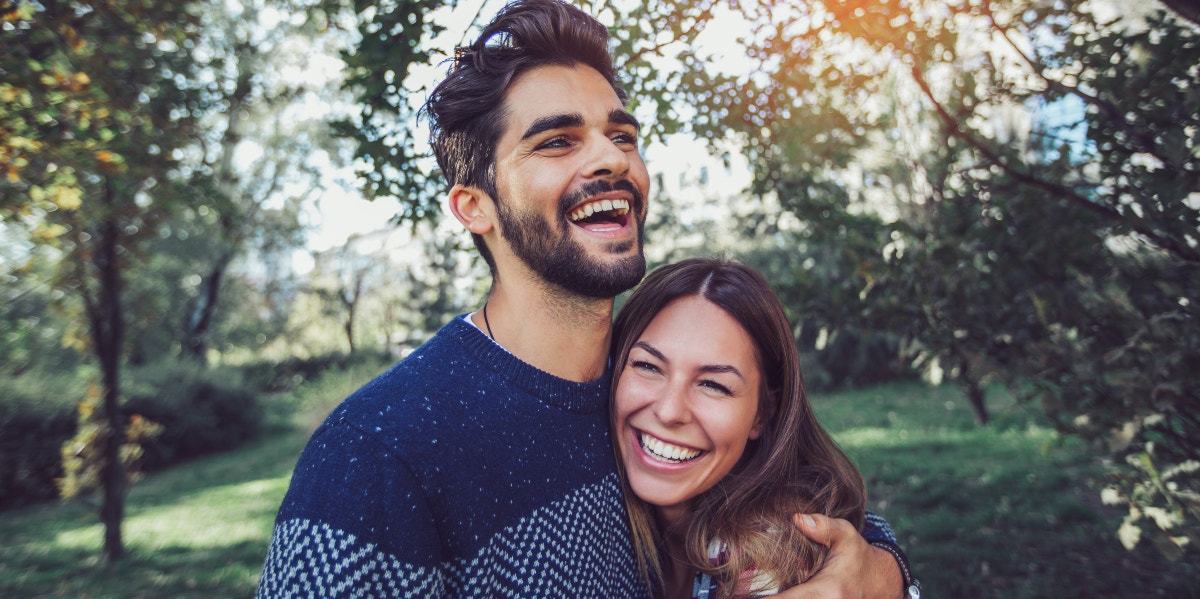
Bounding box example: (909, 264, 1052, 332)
(612, 132, 638, 146)
(536, 136, 571, 150)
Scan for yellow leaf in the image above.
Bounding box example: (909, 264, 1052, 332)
(54, 185, 83, 211)
(34, 222, 68, 240)
(10, 136, 42, 151)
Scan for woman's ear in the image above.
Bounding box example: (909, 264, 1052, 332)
(749, 415, 764, 441)
(448, 184, 495, 235)
(748, 388, 776, 441)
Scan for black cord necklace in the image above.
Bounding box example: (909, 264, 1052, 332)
(482, 302, 495, 341)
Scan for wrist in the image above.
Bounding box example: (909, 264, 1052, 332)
(868, 541, 921, 599)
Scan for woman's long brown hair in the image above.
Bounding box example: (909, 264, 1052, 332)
(610, 258, 867, 598)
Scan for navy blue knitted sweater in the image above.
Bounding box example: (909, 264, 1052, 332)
(257, 315, 647, 597)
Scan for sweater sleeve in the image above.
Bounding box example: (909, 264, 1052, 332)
(256, 422, 447, 598)
(860, 510, 898, 544)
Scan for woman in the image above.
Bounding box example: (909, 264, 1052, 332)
(610, 258, 867, 599)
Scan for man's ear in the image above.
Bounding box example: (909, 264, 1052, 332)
(448, 184, 495, 235)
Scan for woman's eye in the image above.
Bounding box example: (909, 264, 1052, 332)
(700, 380, 733, 396)
(630, 360, 660, 374)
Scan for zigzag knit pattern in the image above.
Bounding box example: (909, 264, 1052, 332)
(258, 477, 642, 598)
(259, 520, 444, 597)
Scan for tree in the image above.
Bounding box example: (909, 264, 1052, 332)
(175, 0, 350, 363)
(337, 0, 1200, 556)
(0, 0, 204, 562)
(667, 0, 1200, 554)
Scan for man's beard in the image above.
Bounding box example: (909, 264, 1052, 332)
(496, 179, 646, 299)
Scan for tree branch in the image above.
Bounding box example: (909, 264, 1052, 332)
(909, 64, 1200, 263)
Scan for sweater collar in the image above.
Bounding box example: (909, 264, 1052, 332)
(447, 314, 612, 414)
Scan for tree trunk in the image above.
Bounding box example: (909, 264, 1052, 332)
(958, 355, 990, 426)
(180, 251, 233, 364)
(344, 308, 356, 354)
(94, 184, 126, 563)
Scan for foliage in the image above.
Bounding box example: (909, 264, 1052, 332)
(263, 350, 395, 432)
(332, 0, 450, 222)
(236, 349, 391, 395)
(0, 371, 83, 510)
(1, 0, 208, 560)
(122, 361, 264, 471)
(823, 382, 1200, 597)
(172, 0, 349, 363)
(0, 0, 360, 559)
(0, 359, 273, 513)
(0, 245, 86, 377)
(58, 385, 162, 502)
(637, 0, 1200, 557)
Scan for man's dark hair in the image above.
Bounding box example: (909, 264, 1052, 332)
(422, 0, 626, 270)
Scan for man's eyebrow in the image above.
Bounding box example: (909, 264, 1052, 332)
(521, 113, 584, 141)
(609, 109, 640, 131)
(520, 110, 641, 141)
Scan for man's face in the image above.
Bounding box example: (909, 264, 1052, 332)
(489, 64, 650, 299)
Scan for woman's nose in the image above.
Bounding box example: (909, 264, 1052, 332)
(651, 383, 692, 426)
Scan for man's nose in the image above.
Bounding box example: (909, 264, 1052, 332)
(583, 133, 631, 178)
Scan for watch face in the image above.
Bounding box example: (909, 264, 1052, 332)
(907, 584, 921, 599)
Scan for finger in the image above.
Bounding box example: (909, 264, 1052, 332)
(794, 513, 858, 549)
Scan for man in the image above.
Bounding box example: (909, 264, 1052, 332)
(257, 1, 917, 597)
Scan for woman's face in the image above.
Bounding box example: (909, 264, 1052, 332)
(614, 295, 763, 523)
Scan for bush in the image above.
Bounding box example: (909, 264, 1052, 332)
(0, 372, 85, 510)
(124, 361, 264, 471)
(235, 350, 392, 394)
(1, 361, 266, 511)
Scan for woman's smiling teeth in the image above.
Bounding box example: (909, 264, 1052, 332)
(568, 198, 630, 222)
(639, 432, 703, 463)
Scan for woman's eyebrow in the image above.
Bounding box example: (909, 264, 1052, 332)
(698, 364, 745, 381)
(632, 341, 666, 362)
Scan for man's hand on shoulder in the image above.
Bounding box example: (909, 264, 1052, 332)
(767, 514, 904, 599)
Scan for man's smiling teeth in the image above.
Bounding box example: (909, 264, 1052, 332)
(640, 433, 702, 463)
(568, 198, 630, 222)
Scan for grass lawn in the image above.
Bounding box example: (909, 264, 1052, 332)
(0, 429, 308, 598)
(1, 376, 1196, 598)
(817, 382, 1200, 599)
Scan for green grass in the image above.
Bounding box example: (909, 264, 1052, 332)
(0, 430, 308, 598)
(1, 377, 1197, 598)
(815, 381, 1200, 599)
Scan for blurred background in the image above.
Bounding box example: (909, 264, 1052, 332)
(1, 0, 1198, 596)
